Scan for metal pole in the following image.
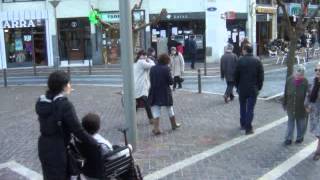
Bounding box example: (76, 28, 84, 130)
(88, 60, 92, 75)
(204, 54, 207, 76)
(198, 69, 202, 93)
(3, 68, 7, 87)
(31, 32, 37, 76)
(119, 0, 137, 149)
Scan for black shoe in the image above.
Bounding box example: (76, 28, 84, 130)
(284, 140, 292, 146)
(295, 138, 304, 144)
(224, 95, 228, 103)
(245, 129, 254, 135)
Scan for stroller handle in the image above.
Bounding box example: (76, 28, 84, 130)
(117, 127, 129, 146)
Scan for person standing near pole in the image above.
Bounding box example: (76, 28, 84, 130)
(134, 50, 155, 124)
(189, 36, 197, 69)
(148, 54, 181, 135)
(283, 65, 308, 146)
(220, 44, 238, 103)
(234, 44, 264, 135)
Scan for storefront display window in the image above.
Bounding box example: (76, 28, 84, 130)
(58, 18, 92, 61)
(100, 10, 145, 64)
(3, 20, 47, 68)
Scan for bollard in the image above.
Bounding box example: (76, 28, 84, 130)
(204, 58, 207, 76)
(32, 62, 37, 76)
(88, 60, 92, 75)
(55, 56, 60, 71)
(3, 68, 7, 87)
(67, 66, 71, 76)
(198, 69, 202, 93)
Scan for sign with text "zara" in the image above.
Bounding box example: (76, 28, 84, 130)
(1, 19, 43, 29)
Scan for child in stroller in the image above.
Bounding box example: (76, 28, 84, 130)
(77, 113, 142, 180)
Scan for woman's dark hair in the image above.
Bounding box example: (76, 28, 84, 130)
(244, 44, 253, 54)
(82, 113, 101, 135)
(147, 48, 155, 57)
(135, 50, 147, 63)
(158, 53, 171, 65)
(310, 77, 320, 103)
(46, 71, 70, 99)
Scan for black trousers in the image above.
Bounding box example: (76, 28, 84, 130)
(224, 81, 235, 99)
(173, 76, 182, 89)
(190, 53, 196, 69)
(136, 96, 153, 120)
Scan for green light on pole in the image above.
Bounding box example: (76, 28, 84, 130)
(89, 10, 100, 24)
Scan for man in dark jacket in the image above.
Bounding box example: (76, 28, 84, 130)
(220, 44, 238, 103)
(234, 45, 264, 135)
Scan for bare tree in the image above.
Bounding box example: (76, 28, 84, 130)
(276, 0, 320, 77)
(92, 0, 167, 52)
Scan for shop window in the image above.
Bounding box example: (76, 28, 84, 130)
(256, 0, 272, 4)
(58, 18, 92, 61)
(4, 22, 47, 68)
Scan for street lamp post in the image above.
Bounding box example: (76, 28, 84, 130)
(119, 0, 137, 149)
(248, 0, 257, 56)
(49, 0, 61, 70)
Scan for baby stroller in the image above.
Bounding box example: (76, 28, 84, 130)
(75, 128, 143, 180)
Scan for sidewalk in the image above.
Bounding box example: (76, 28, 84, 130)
(0, 85, 286, 179)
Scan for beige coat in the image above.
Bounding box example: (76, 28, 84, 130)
(170, 53, 185, 77)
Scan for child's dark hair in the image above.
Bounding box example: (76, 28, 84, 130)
(82, 113, 101, 135)
(134, 50, 147, 63)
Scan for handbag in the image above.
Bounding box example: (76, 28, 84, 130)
(66, 136, 85, 176)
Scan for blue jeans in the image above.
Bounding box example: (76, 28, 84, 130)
(285, 116, 308, 141)
(239, 95, 257, 130)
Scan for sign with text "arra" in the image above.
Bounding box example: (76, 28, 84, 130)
(1, 19, 42, 29)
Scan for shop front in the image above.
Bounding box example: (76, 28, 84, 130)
(225, 11, 247, 56)
(1, 10, 49, 68)
(99, 10, 145, 64)
(278, 3, 320, 43)
(149, 12, 206, 62)
(256, 6, 277, 56)
(58, 18, 92, 62)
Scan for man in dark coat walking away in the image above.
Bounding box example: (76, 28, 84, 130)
(234, 45, 264, 135)
(220, 44, 238, 103)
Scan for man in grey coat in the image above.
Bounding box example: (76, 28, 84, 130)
(220, 44, 238, 103)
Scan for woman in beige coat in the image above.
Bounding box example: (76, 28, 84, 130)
(170, 47, 185, 90)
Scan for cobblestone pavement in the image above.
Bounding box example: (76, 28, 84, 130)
(0, 85, 319, 179)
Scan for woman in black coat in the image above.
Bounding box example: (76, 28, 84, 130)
(148, 54, 181, 135)
(35, 71, 97, 180)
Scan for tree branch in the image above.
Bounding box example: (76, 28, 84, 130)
(90, 5, 117, 30)
(132, 0, 143, 10)
(276, 0, 293, 38)
(302, 1, 320, 26)
(276, 0, 292, 29)
(133, 8, 167, 32)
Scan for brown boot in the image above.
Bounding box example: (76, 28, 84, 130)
(170, 116, 181, 130)
(152, 118, 161, 135)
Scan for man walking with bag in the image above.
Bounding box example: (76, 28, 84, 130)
(220, 44, 238, 103)
(234, 44, 264, 135)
